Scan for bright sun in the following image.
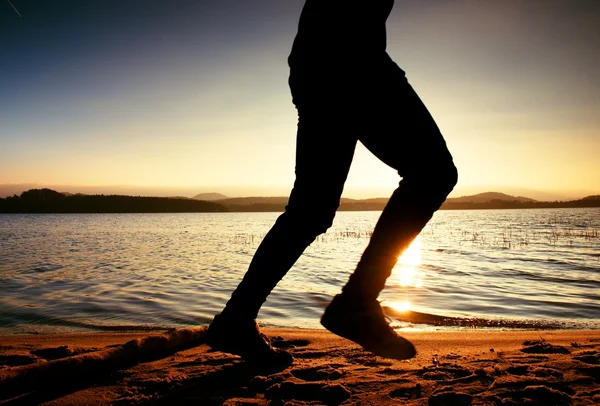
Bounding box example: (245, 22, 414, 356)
(395, 235, 422, 287)
(388, 235, 423, 312)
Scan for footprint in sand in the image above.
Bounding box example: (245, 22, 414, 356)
(521, 340, 570, 354)
(249, 374, 285, 392)
(428, 391, 473, 406)
(291, 349, 331, 359)
(505, 365, 564, 379)
(290, 365, 344, 381)
(506, 365, 529, 376)
(378, 367, 410, 376)
(530, 367, 563, 379)
(357, 358, 394, 367)
(270, 337, 310, 349)
(265, 381, 351, 405)
(573, 351, 600, 365)
(175, 356, 234, 368)
(575, 365, 600, 383)
(419, 363, 472, 381)
(491, 375, 574, 397)
(30, 345, 99, 361)
(502, 354, 550, 364)
(344, 350, 394, 367)
(0, 354, 38, 367)
(491, 385, 572, 406)
(388, 382, 421, 400)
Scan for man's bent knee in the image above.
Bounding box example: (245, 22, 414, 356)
(279, 206, 336, 241)
(428, 160, 458, 204)
(400, 159, 458, 209)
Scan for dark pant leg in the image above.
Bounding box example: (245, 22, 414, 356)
(221, 108, 358, 320)
(342, 75, 458, 302)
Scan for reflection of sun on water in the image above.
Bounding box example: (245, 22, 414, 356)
(394, 235, 422, 287)
(389, 235, 423, 312)
(399, 235, 422, 266)
(389, 300, 412, 312)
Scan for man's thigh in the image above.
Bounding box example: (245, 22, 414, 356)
(358, 80, 454, 180)
(287, 109, 358, 216)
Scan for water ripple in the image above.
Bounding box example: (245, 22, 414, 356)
(0, 208, 599, 332)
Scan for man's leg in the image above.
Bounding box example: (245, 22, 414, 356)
(220, 109, 357, 320)
(206, 107, 358, 362)
(342, 76, 458, 302)
(319, 76, 457, 360)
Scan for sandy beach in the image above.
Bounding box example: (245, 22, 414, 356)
(1, 328, 599, 405)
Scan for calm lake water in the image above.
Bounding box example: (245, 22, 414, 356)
(1, 208, 599, 334)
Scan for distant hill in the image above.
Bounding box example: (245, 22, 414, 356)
(446, 192, 537, 204)
(192, 193, 229, 201)
(0, 189, 228, 213)
(211, 192, 600, 212)
(441, 194, 600, 210)
(214, 196, 288, 212)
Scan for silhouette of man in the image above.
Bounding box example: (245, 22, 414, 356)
(206, 0, 457, 363)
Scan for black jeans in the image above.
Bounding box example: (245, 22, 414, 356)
(221, 66, 458, 320)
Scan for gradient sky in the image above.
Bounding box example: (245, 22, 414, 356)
(1, 0, 599, 199)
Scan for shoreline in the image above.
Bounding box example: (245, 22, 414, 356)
(2, 205, 600, 214)
(1, 328, 599, 404)
(3, 307, 596, 336)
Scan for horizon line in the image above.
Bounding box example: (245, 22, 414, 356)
(1, 184, 599, 202)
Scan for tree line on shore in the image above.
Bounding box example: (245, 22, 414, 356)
(220, 197, 600, 212)
(1, 189, 599, 213)
(0, 189, 227, 213)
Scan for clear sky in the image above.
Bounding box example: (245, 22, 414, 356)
(1, 0, 599, 199)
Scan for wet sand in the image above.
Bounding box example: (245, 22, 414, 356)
(1, 328, 599, 405)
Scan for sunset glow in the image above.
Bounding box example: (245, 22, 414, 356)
(1, 1, 599, 199)
(393, 235, 423, 288)
(388, 235, 424, 314)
